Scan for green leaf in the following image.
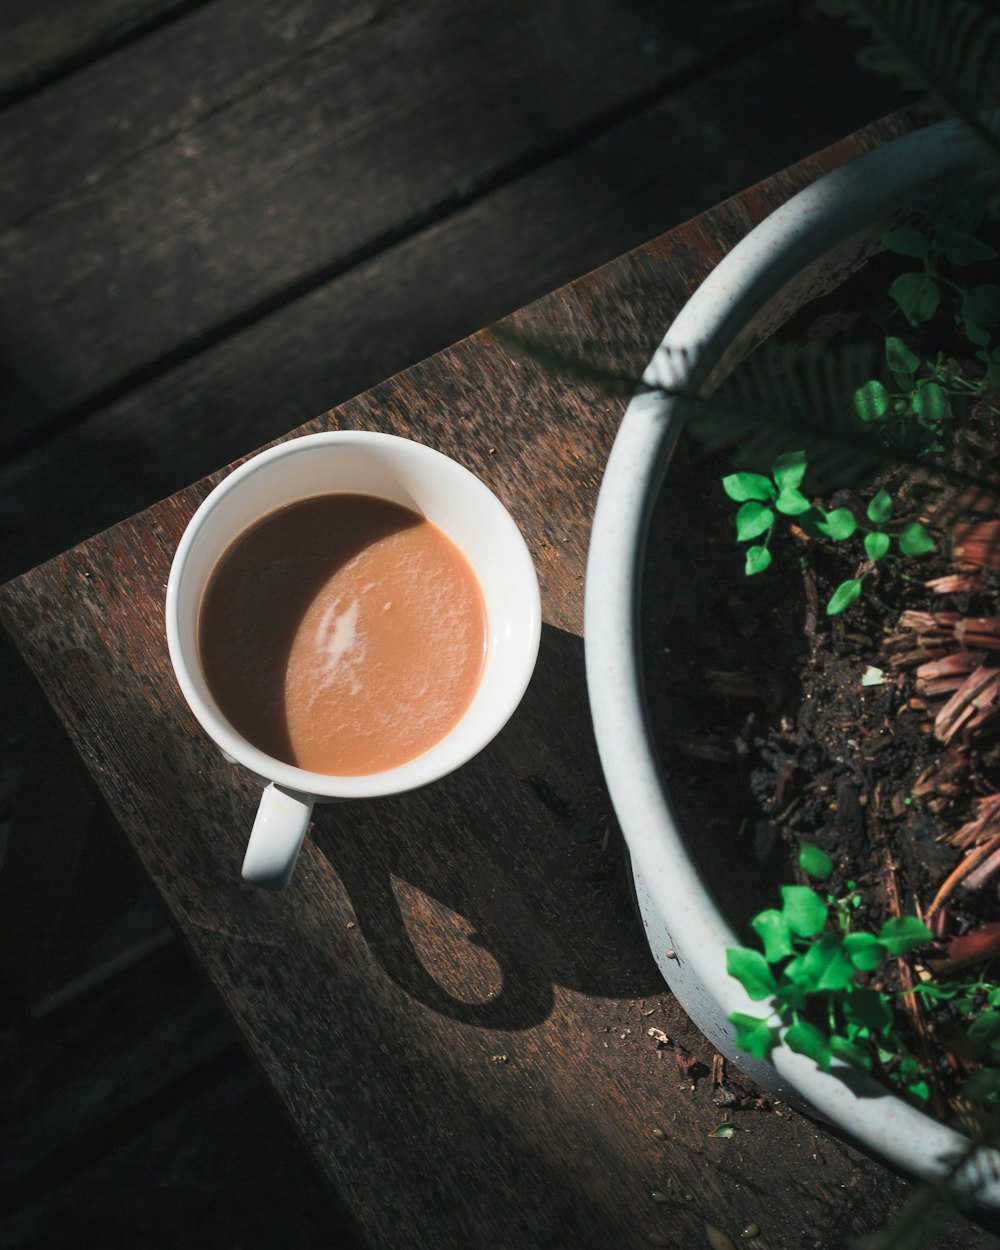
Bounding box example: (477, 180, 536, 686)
(884, 336, 920, 377)
(965, 319, 992, 347)
(775, 486, 812, 516)
(911, 980, 961, 1004)
(813, 508, 857, 541)
(772, 450, 808, 492)
(889, 272, 940, 326)
(726, 947, 777, 1000)
(780, 952, 812, 986)
(826, 579, 863, 616)
(913, 381, 951, 423)
(864, 531, 891, 563)
(745, 545, 772, 576)
(867, 488, 893, 524)
(880, 225, 929, 258)
(967, 1012, 1000, 1055)
(905, 1079, 930, 1107)
(843, 986, 893, 1036)
(772, 976, 810, 1014)
(830, 1033, 872, 1072)
(751, 908, 793, 963)
(798, 843, 833, 881)
(797, 933, 857, 992)
(729, 1012, 777, 1061)
(843, 933, 888, 972)
(936, 223, 997, 266)
(707, 1122, 735, 1139)
(898, 522, 934, 556)
(853, 379, 889, 422)
(735, 501, 774, 542)
(963, 285, 1000, 330)
(878, 916, 933, 956)
(780, 885, 828, 937)
(963, 1068, 1000, 1103)
(785, 1021, 832, 1072)
(722, 472, 774, 503)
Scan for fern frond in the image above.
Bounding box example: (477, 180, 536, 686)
(496, 324, 998, 499)
(491, 324, 639, 395)
(820, 0, 1000, 166)
(691, 340, 876, 480)
(671, 338, 918, 490)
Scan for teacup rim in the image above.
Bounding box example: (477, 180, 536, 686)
(165, 429, 542, 799)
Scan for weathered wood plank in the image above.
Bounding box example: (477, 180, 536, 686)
(0, 0, 788, 428)
(0, 20, 907, 587)
(0, 1068, 358, 1247)
(0, 15, 906, 827)
(0, 0, 389, 230)
(0, 942, 234, 1196)
(0, 0, 205, 105)
(3, 108, 993, 1250)
(0, 710, 170, 1013)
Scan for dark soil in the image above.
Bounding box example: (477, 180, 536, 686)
(641, 235, 1000, 1123)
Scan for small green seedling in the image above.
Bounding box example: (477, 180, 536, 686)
(880, 189, 1000, 352)
(723, 454, 934, 615)
(909, 969, 1000, 1110)
(727, 843, 935, 1105)
(850, 194, 1000, 450)
(722, 450, 811, 577)
(722, 191, 1000, 619)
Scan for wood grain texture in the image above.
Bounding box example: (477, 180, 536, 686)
(0, 5, 908, 830)
(2, 109, 993, 1250)
(0, 711, 168, 1010)
(0, 0, 386, 231)
(0, 0, 203, 103)
(0, 18, 907, 585)
(0, 0, 784, 424)
(0, 942, 232, 1197)
(0, 1067, 357, 1248)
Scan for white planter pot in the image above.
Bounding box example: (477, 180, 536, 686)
(585, 118, 1000, 1205)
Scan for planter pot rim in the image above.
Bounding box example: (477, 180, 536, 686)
(585, 117, 1000, 1203)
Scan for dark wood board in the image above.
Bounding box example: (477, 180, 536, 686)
(0, 0, 201, 104)
(0, 0, 381, 225)
(0, 0, 791, 427)
(3, 108, 997, 1249)
(0, 18, 907, 586)
(0, 941, 233, 1198)
(0, 1068, 359, 1248)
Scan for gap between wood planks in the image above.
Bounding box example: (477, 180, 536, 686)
(0, 29, 909, 591)
(0, 7, 800, 468)
(0, 0, 212, 111)
(0, 0, 787, 441)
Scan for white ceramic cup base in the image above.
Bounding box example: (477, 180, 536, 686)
(166, 431, 541, 890)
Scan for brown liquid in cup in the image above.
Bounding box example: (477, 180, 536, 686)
(197, 494, 487, 775)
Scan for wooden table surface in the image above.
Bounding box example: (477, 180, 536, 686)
(0, 0, 908, 825)
(3, 106, 995, 1250)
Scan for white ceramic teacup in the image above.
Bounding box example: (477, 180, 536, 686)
(166, 430, 541, 890)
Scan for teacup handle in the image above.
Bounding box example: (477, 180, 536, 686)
(242, 783, 314, 890)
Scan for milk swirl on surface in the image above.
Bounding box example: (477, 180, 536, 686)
(198, 494, 487, 776)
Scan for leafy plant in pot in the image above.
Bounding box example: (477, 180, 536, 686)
(584, 0, 1000, 1217)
